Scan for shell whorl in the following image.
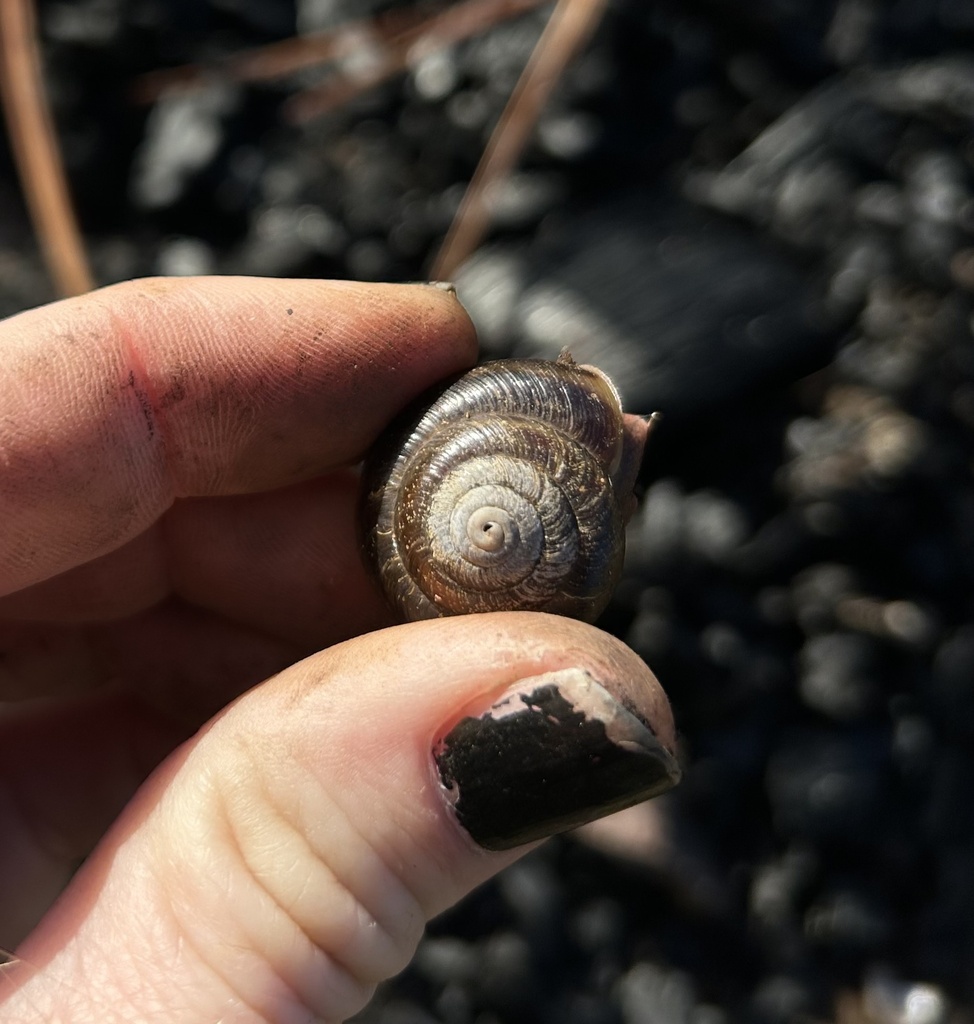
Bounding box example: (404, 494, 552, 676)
(361, 358, 632, 623)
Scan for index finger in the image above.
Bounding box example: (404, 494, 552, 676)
(0, 277, 477, 596)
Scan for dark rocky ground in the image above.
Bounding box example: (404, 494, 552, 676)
(8, 0, 974, 1020)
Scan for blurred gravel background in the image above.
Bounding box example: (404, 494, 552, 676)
(8, 0, 974, 1021)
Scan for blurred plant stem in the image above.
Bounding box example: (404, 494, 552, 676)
(0, 0, 93, 296)
(431, 0, 610, 279)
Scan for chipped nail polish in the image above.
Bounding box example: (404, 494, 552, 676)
(433, 667, 681, 851)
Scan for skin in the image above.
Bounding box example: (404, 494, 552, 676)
(0, 278, 674, 1024)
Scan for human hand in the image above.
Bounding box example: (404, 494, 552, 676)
(0, 277, 678, 1023)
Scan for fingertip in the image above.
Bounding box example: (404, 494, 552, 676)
(390, 611, 678, 759)
(384, 280, 479, 374)
(4, 612, 674, 1023)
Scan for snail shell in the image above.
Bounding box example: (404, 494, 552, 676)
(361, 354, 648, 623)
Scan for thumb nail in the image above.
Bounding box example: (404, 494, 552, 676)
(433, 667, 681, 851)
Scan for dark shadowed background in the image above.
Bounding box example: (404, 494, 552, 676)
(5, 1, 974, 1021)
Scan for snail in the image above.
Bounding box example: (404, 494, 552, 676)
(360, 352, 653, 623)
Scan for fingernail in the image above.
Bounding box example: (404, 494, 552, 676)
(426, 281, 457, 293)
(433, 668, 681, 851)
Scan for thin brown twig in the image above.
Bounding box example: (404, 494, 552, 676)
(133, 0, 547, 114)
(131, 8, 427, 103)
(431, 0, 609, 280)
(283, 0, 549, 124)
(0, 0, 94, 296)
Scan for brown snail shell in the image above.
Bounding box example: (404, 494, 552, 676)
(360, 353, 650, 623)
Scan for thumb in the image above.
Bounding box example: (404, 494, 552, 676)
(3, 613, 679, 1024)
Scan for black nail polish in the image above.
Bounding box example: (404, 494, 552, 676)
(433, 668, 681, 851)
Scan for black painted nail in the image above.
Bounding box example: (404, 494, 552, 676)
(433, 668, 681, 851)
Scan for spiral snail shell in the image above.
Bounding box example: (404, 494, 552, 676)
(360, 352, 650, 623)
